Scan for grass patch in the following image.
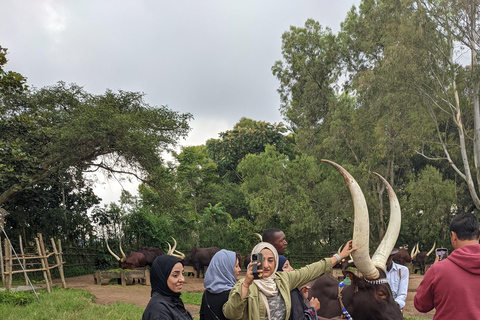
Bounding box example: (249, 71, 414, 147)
(181, 291, 202, 305)
(0, 287, 143, 320)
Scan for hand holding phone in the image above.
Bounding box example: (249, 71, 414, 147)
(436, 248, 448, 261)
(251, 253, 263, 279)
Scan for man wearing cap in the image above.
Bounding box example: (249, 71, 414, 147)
(386, 248, 409, 311)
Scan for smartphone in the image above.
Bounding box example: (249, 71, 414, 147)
(436, 248, 448, 261)
(251, 252, 263, 279)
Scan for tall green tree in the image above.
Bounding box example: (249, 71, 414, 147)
(206, 117, 290, 183)
(0, 48, 192, 208)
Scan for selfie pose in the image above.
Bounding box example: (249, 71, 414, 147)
(142, 255, 193, 320)
(223, 241, 356, 320)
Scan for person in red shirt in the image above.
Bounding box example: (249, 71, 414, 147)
(414, 213, 480, 319)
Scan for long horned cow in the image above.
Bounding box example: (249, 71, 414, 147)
(106, 236, 184, 270)
(411, 242, 436, 275)
(309, 160, 404, 320)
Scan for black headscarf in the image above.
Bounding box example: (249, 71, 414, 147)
(150, 255, 184, 300)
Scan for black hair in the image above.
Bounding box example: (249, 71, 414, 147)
(449, 213, 479, 241)
(262, 228, 282, 243)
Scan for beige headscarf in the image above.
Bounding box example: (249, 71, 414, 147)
(251, 242, 279, 297)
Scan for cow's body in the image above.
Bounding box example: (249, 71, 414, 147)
(392, 248, 411, 266)
(137, 247, 165, 266)
(310, 271, 404, 320)
(185, 246, 221, 278)
(413, 251, 429, 274)
(119, 251, 147, 270)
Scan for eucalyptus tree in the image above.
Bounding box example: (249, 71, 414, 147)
(410, 0, 480, 210)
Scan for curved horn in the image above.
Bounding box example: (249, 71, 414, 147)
(338, 244, 344, 254)
(371, 172, 401, 271)
(167, 241, 173, 255)
(105, 239, 120, 261)
(426, 242, 436, 256)
(119, 239, 127, 261)
(411, 243, 417, 260)
(413, 243, 420, 259)
(254, 233, 263, 241)
(322, 160, 379, 280)
(170, 236, 185, 259)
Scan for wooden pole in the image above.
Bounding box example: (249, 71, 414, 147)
(35, 237, 50, 293)
(19, 235, 28, 285)
(38, 234, 52, 286)
(57, 239, 66, 288)
(0, 234, 4, 284)
(5, 238, 12, 292)
(51, 238, 66, 288)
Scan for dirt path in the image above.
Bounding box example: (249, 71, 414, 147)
(54, 272, 435, 319)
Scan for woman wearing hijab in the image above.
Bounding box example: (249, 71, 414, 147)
(278, 255, 319, 320)
(199, 249, 242, 320)
(223, 240, 355, 320)
(142, 255, 193, 320)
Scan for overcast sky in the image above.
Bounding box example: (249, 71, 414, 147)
(1, 0, 360, 206)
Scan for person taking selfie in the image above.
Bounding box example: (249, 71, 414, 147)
(223, 240, 356, 320)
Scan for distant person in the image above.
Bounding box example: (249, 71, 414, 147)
(278, 255, 320, 320)
(199, 249, 242, 320)
(142, 255, 193, 320)
(263, 228, 288, 255)
(414, 213, 480, 319)
(385, 248, 409, 311)
(223, 240, 356, 320)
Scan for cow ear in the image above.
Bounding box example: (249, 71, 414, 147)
(343, 270, 364, 288)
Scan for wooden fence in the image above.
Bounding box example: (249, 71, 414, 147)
(2, 233, 66, 292)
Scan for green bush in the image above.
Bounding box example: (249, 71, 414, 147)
(0, 291, 35, 306)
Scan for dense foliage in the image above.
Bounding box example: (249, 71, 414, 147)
(1, 0, 480, 268)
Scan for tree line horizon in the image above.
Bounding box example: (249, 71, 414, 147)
(1, 0, 479, 268)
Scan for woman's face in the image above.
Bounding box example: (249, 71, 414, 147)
(282, 259, 294, 272)
(260, 248, 276, 278)
(234, 258, 241, 280)
(167, 262, 185, 293)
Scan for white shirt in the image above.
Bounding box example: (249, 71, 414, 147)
(385, 261, 409, 309)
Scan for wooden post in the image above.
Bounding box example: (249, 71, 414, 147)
(57, 239, 66, 287)
(0, 234, 4, 284)
(51, 238, 66, 288)
(121, 269, 126, 286)
(38, 234, 53, 286)
(145, 268, 150, 286)
(5, 238, 12, 292)
(19, 235, 28, 285)
(35, 237, 51, 293)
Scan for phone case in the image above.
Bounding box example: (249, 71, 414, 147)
(252, 253, 263, 279)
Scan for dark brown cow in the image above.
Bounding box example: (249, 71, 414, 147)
(411, 242, 436, 275)
(392, 248, 411, 266)
(184, 246, 221, 278)
(106, 240, 149, 270)
(106, 237, 183, 270)
(309, 160, 403, 320)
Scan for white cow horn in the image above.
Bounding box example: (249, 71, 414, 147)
(105, 239, 120, 261)
(426, 242, 436, 256)
(254, 233, 263, 241)
(371, 173, 401, 271)
(322, 160, 379, 280)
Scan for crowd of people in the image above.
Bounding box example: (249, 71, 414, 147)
(141, 213, 480, 320)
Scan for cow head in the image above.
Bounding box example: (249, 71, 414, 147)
(105, 239, 146, 270)
(310, 160, 403, 320)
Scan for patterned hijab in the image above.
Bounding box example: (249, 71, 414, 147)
(150, 255, 184, 303)
(204, 249, 237, 294)
(251, 242, 279, 297)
